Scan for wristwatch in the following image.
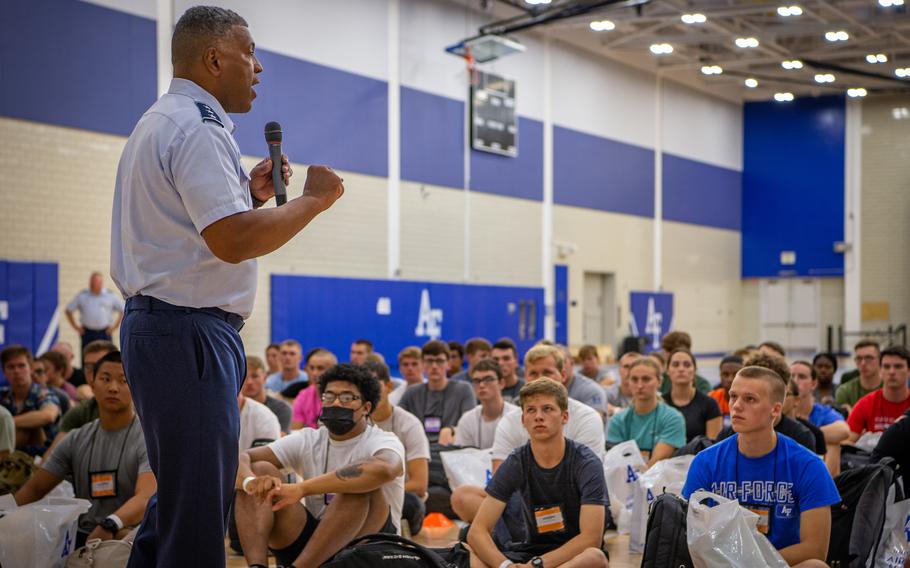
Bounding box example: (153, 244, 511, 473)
(99, 517, 119, 535)
(530, 556, 544, 568)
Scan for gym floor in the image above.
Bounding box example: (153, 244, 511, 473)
(224, 530, 640, 567)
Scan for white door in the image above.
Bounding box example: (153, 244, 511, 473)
(759, 279, 820, 353)
(583, 272, 616, 346)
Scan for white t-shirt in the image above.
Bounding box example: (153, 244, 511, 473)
(374, 406, 431, 462)
(490, 398, 605, 462)
(268, 425, 406, 531)
(239, 397, 281, 452)
(455, 402, 520, 449)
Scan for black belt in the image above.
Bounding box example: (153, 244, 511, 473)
(126, 295, 244, 332)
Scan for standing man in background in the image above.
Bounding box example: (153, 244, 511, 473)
(110, 7, 343, 567)
(66, 272, 125, 353)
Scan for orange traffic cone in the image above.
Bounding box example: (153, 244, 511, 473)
(423, 512, 455, 529)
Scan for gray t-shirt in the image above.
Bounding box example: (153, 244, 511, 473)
(43, 417, 151, 534)
(605, 382, 632, 409)
(0, 405, 14, 454)
(264, 395, 292, 434)
(375, 406, 431, 462)
(398, 380, 476, 442)
(568, 374, 606, 414)
(455, 402, 520, 449)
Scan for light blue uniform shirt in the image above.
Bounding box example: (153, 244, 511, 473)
(111, 79, 256, 318)
(265, 370, 308, 394)
(65, 289, 124, 329)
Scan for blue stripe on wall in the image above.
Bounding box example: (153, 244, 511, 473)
(400, 86, 464, 189)
(232, 50, 388, 178)
(742, 96, 845, 277)
(470, 117, 544, 201)
(662, 153, 742, 231)
(553, 126, 655, 217)
(0, 0, 157, 136)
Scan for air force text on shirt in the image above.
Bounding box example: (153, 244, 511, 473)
(710, 480, 796, 507)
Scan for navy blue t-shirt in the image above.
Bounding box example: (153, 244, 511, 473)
(485, 439, 607, 549)
(682, 433, 840, 550)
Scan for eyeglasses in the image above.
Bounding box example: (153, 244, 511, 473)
(321, 392, 361, 404)
(422, 358, 448, 367)
(854, 355, 877, 363)
(471, 376, 498, 385)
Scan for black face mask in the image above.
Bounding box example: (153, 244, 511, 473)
(320, 405, 358, 436)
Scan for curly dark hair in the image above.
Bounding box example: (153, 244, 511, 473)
(318, 363, 381, 413)
(744, 352, 790, 383)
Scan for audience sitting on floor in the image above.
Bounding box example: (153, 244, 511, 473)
(265, 343, 281, 375)
(50, 341, 87, 390)
(454, 358, 519, 449)
(811, 353, 838, 407)
(36, 350, 76, 412)
(847, 345, 910, 441)
(789, 360, 849, 476)
(364, 359, 430, 535)
(467, 378, 610, 568)
(0, 345, 61, 457)
(607, 356, 686, 467)
(557, 344, 607, 419)
(578, 344, 609, 383)
(447, 341, 465, 378)
(349, 339, 373, 365)
(683, 365, 839, 568)
(289, 348, 338, 430)
(14, 351, 156, 548)
(836, 340, 882, 412)
(234, 364, 405, 568)
(604, 351, 637, 416)
(450, 337, 493, 383)
(389, 345, 423, 406)
(662, 349, 722, 442)
(242, 356, 292, 435)
(658, 331, 712, 394)
(265, 339, 308, 395)
(398, 340, 476, 445)
(708, 355, 743, 427)
(758, 340, 787, 358)
(491, 338, 525, 404)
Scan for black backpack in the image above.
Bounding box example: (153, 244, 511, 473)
(827, 458, 903, 568)
(641, 492, 694, 568)
(840, 444, 874, 471)
(672, 435, 715, 458)
(321, 533, 468, 568)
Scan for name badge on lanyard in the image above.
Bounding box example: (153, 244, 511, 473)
(424, 416, 442, 434)
(534, 505, 565, 534)
(90, 470, 118, 499)
(324, 493, 336, 506)
(746, 504, 771, 535)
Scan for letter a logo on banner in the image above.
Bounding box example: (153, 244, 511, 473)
(414, 289, 443, 339)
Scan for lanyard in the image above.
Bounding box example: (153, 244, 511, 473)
(87, 416, 136, 475)
(734, 434, 779, 536)
(426, 384, 449, 419)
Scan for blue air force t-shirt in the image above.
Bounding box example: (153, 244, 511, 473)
(486, 439, 607, 549)
(682, 433, 840, 550)
(808, 403, 845, 428)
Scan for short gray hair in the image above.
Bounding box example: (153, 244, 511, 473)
(172, 6, 247, 65)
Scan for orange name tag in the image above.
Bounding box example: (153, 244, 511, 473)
(747, 505, 770, 534)
(534, 506, 565, 534)
(90, 472, 117, 498)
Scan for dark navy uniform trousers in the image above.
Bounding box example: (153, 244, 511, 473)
(122, 296, 245, 568)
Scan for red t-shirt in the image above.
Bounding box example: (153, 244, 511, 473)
(847, 389, 910, 434)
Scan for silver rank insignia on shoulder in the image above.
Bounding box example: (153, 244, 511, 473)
(196, 102, 224, 128)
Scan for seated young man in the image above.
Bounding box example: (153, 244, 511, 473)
(234, 364, 405, 568)
(14, 351, 156, 548)
(467, 378, 609, 568)
(0, 344, 61, 456)
(455, 358, 520, 449)
(683, 366, 840, 568)
(789, 360, 849, 476)
(846, 345, 910, 442)
(452, 344, 605, 523)
(364, 359, 431, 535)
(708, 355, 744, 427)
(607, 357, 686, 467)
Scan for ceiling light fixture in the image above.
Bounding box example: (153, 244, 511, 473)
(745, 78, 759, 88)
(814, 73, 836, 83)
(681, 13, 707, 24)
(774, 92, 795, 102)
(879, 0, 904, 6)
(650, 43, 674, 55)
(781, 60, 804, 69)
(847, 88, 867, 98)
(589, 20, 616, 31)
(525, 0, 552, 4)
(777, 5, 803, 16)
(701, 65, 723, 75)
(825, 30, 850, 42)
(735, 37, 760, 48)
(896, 68, 910, 78)
(866, 53, 888, 64)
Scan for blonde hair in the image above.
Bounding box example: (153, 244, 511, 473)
(629, 356, 662, 378)
(519, 378, 569, 411)
(524, 344, 565, 372)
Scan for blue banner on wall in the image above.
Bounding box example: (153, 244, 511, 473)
(0, 260, 59, 355)
(271, 274, 544, 372)
(629, 291, 673, 353)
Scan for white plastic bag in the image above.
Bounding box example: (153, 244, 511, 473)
(875, 498, 910, 568)
(440, 447, 493, 490)
(854, 431, 883, 453)
(629, 455, 695, 553)
(686, 490, 788, 568)
(0, 496, 92, 568)
(602, 440, 646, 533)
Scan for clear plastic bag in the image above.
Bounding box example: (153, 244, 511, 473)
(629, 454, 694, 553)
(0, 496, 92, 568)
(686, 490, 788, 568)
(874, 498, 910, 568)
(602, 440, 646, 533)
(440, 447, 492, 490)
(854, 431, 883, 453)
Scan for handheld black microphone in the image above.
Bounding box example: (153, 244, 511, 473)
(264, 121, 287, 206)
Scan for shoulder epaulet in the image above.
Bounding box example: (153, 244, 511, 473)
(196, 102, 224, 128)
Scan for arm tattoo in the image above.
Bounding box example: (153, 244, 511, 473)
(335, 462, 365, 480)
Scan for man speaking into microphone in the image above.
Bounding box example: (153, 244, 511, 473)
(110, 6, 343, 567)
